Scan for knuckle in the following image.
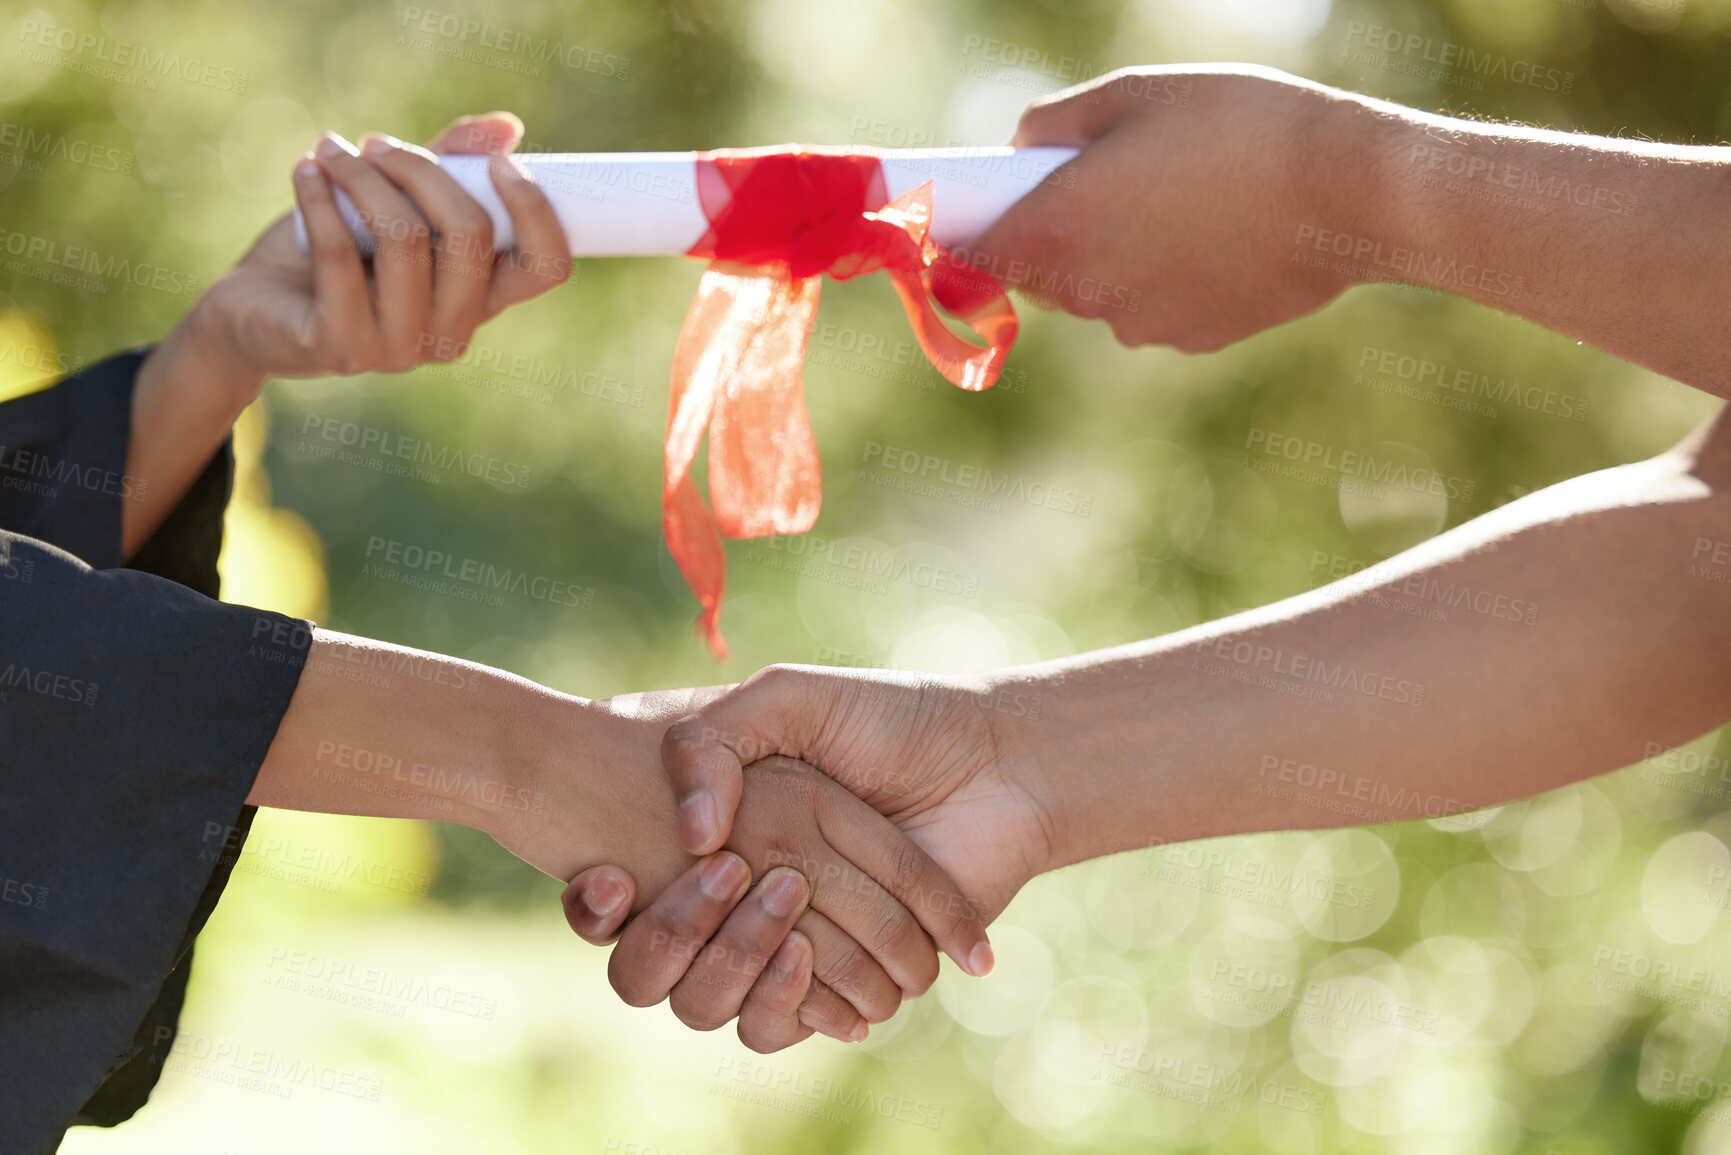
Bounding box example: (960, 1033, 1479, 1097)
(820, 938, 867, 984)
(668, 990, 729, 1032)
(891, 843, 926, 898)
(866, 904, 913, 958)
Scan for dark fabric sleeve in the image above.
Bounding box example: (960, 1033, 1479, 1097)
(0, 352, 310, 1152)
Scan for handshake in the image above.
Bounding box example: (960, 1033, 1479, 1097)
(483, 666, 1055, 1054)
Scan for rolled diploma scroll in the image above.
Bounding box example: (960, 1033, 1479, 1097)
(293, 146, 1079, 257)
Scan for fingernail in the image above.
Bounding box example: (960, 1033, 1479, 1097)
(679, 791, 718, 851)
(315, 132, 353, 159)
(699, 852, 748, 902)
(847, 1022, 869, 1043)
(966, 942, 995, 978)
(771, 935, 803, 975)
(583, 874, 626, 918)
(760, 870, 805, 919)
(293, 155, 318, 180)
(359, 134, 393, 159)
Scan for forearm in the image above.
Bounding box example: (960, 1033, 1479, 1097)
(999, 410, 1731, 870)
(250, 630, 691, 893)
(1333, 92, 1731, 396)
(123, 300, 265, 558)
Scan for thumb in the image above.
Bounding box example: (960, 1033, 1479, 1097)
(561, 866, 637, 945)
(660, 668, 822, 855)
(426, 110, 526, 156)
(1011, 77, 1128, 147)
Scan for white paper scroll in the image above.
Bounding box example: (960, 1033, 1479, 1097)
(292, 146, 1078, 258)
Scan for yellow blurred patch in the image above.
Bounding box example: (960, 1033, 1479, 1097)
(0, 310, 73, 402)
(218, 397, 330, 622)
(224, 805, 444, 913)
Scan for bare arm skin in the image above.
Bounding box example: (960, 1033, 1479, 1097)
(581, 67, 1731, 1037)
(971, 66, 1731, 395)
(122, 112, 570, 556)
(245, 630, 993, 1044)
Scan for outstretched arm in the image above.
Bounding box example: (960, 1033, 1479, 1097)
(122, 111, 570, 556)
(249, 634, 992, 1045)
(660, 402, 1731, 902)
(971, 65, 1731, 395)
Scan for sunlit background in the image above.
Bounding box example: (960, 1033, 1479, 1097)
(6, 0, 1731, 1150)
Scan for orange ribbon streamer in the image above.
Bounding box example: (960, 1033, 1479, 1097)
(666, 146, 1019, 658)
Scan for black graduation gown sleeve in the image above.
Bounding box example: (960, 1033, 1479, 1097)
(0, 348, 310, 1152)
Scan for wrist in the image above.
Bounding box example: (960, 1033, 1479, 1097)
(495, 690, 692, 898)
(178, 282, 271, 409)
(983, 642, 1214, 873)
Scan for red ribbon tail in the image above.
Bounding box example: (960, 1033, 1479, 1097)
(876, 184, 1018, 391)
(664, 471, 730, 660)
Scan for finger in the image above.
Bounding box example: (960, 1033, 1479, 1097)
(1010, 68, 1153, 147)
(737, 932, 817, 1053)
(560, 866, 636, 945)
(357, 133, 495, 358)
(426, 110, 524, 156)
(291, 152, 377, 371)
(811, 766, 996, 982)
(314, 132, 433, 371)
(793, 902, 900, 1025)
(483, 153, 572, 319)
(668, 867, 808, 1031)
(607, 852, 751, 1008)
(799, 977, 869, 1044)
(662, 665, 834, 855)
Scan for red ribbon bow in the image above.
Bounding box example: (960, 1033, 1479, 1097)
(665, 146, 1018, 658)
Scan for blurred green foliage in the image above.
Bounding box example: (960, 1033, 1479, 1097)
(11, 0, 1731, 1151)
